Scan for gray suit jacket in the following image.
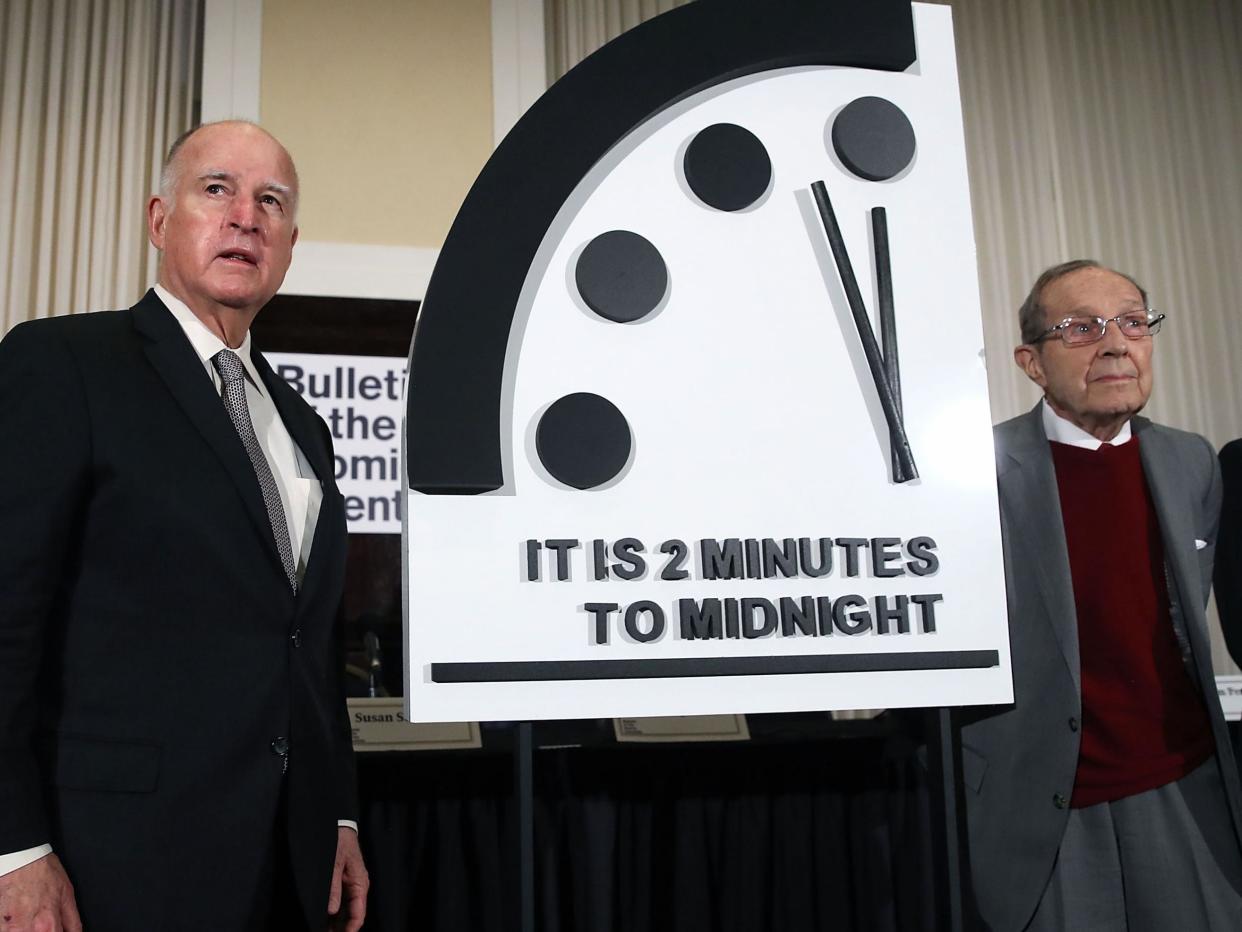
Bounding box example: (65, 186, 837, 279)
(960, 404, 1242, 931)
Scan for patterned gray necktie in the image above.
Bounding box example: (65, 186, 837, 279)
(212, 349, 298, 592)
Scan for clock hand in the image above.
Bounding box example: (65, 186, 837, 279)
(871, 207, 906, 481)
(810, 180, 918, 482)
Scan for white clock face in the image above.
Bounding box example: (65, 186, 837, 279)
(405, 4, 1012, 722)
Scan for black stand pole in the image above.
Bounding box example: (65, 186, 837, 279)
(926, 708, 968, 932)
(516, 721, 535, 932)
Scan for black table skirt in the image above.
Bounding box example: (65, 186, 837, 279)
(357, 716, 939, 932)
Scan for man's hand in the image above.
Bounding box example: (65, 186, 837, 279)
(0, 854, 81, 932)
(327, 827, 368, 932)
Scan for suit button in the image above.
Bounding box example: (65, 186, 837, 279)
(271, 737, 289, 757)
(290, 628, 302, 648)
(1068, 717, 1079, 732)
(1053, 793, 1068, 809)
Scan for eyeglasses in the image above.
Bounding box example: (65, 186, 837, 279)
(1036, 310, 1166, 346)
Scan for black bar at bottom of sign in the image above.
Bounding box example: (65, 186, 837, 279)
(431, 650, 1000, 683)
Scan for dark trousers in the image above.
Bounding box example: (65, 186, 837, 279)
(246, 781, 312, 932)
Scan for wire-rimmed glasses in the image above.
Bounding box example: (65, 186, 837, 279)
(1036, 310, 1166, 346)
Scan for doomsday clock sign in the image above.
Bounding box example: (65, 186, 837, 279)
(401, 1, 1013, 722)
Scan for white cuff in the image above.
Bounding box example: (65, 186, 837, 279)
(0, 844, 53, 877)
(338, 820, 358, 834)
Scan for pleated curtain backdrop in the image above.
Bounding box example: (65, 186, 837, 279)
(935, 0, 1242, 440)
(544, 0, 692, 76)
(0, 0, 200, 333)
(546, 0, 1242, 673)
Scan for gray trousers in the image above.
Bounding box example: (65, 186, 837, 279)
(1025, 758, 1242, 931)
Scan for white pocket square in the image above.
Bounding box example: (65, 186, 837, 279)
(1195, 539, 1208, 551)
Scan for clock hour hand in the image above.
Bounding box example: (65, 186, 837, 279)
(810, 180, 917, 483)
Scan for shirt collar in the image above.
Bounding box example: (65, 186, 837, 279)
(154, 284, 264, 394)
(1040, 398, 1131, 450)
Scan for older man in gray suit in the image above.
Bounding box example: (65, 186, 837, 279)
(961, 259, 1242, 930)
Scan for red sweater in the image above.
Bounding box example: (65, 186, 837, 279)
(1050, 437, 1213, 808)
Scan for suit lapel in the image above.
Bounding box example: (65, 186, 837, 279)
(1135, 419, 1211, 658)
(253, 348, 342, 601)
(997, 406, 1081, 692)
(253, 350, 333, 485)
(130, 291, 290, 581)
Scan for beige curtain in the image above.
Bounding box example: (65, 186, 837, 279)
(933, 0, 1242, 441)
(545, 0, 1242, 672)
(545, 0, 692, 81)
(0, 0, 200, 332)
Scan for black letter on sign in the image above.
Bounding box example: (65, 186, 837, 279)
(874, 594, 911, 634)
(525, 539, 540, 581)
(763, 538, 799, 578)
(592, 539, 609, 580)
(701, 538, 743, 580)
(779, 596, 817, 636)
(659, 539, 690, 580)
(870, 538, 904, 578)
(584, 602, 619, 645)
(741, 597, 778, 638)
(744, 539, 762, 579)
(799, 538, 833, 577)
(911, 593, 944, 632)
(624, 601, 665, 643)
(679, 598, 723, 639)
(833, 594, 872, 635)
(906, 537, 940, 576)
(546, 539, 580, 581)
(836, 538, 868, 577)
(611, 538, 646, 580)
(817, 596, 834, 635)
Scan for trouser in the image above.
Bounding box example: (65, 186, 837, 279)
(245, 780, 311, 932)
(1025, 758, 1242, 931)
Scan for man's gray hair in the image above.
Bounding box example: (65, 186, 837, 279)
(157, 120, 299, 215)
(158, 124, 201, 201)
(1017, 259, 1149, 345)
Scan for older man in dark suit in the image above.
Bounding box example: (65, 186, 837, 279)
(962, 260, 1242, 930)
(0, 121, 368, 931)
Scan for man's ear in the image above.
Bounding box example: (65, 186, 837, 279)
(147, 195, 168, 250)
(291, 225, 299, 248)
(1014, 343, 1048, 390)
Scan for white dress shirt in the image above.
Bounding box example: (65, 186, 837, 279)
(0, 287, 353, 878)
(1041, 397, 1132, 450)
(158, 284, 323, 578)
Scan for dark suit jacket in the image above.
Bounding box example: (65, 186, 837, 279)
(0, 291, 357, 930)
(960, 405, 1242, 931)
(1216, 440, 1242, 665)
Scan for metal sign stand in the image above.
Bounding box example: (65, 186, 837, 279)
(516, 721, 535, 932)
(926, 708, 969, 931)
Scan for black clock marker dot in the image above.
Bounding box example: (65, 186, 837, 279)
(536, 393, 632, 490)
(683, 122, 772, 211)
(831, 96, 916, 182)
(575, 230, 668, 323)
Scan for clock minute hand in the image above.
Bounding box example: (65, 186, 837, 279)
(871, 207, 905, 481)
(810, 180, 918, 483)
